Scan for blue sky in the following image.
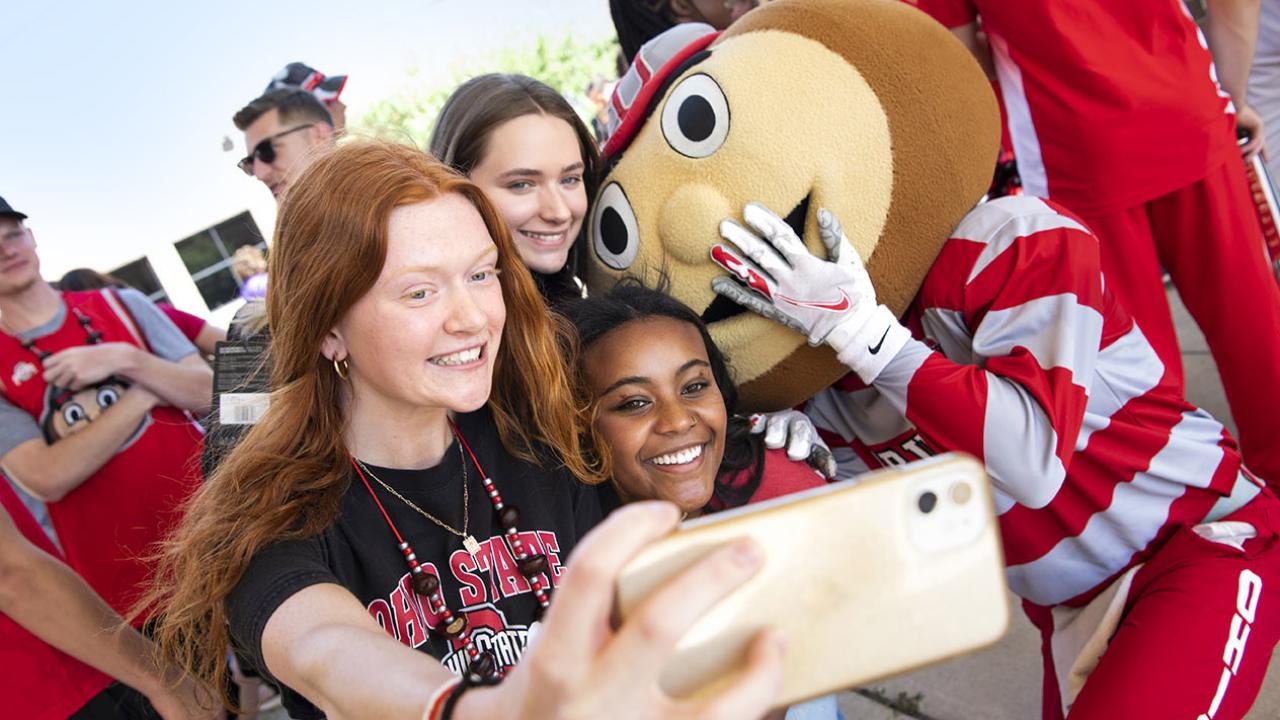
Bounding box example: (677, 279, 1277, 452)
(0, 0, 613, 277)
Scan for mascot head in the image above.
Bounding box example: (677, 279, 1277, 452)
(587, 0, 999, 410)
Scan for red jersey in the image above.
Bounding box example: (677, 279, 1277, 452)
(0, 480, 112, 719)
(806, 197, 1255, 607)
(909, 0, 1238, 214)
(0, 290, 203, 621)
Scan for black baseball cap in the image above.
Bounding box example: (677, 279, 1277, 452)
(0, 197, 26, 221)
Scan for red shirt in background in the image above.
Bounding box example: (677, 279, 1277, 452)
(0, 480, 112, 720)
(158, 303, 206, 344)
(909, 0, 1238, 215)
(0, 291, 204, 622)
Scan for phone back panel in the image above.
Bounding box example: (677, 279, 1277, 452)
(615, 454, 1009, 706)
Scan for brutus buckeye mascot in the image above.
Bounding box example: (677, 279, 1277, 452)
(587, 1, 1280, 718)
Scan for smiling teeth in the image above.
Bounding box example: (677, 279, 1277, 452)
(431, 347, 481, 366)
(649, 445, 704, 466)
(521, 230, 564, 241)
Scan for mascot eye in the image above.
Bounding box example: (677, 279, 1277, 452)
(62, 402, 86, 426)
(592, 182, 640, 271)
(97, 387, 120, 408)
(661, 73, 730, 159)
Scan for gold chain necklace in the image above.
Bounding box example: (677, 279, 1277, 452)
(356, 440, 481, 556)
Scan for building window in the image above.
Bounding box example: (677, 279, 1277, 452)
(109, 257, 169, 305)
(175, 211, 265, 309)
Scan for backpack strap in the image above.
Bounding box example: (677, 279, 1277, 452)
(99, 288, 151, 352)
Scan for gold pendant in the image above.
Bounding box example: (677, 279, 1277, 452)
(463, 535, 481, 556)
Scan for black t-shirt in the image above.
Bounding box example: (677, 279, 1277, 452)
(225, 407, 603, 719)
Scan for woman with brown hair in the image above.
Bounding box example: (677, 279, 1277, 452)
(430, 73, 600, 305)
(144, 139, 784, 719)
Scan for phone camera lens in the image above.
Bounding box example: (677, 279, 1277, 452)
(917, 490, 938, 514)
(950, 482, 972, 505)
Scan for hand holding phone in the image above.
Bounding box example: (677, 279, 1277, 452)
(615, 453, 1009, 708)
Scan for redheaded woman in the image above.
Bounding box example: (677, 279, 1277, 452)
(145, 140, 784, 719)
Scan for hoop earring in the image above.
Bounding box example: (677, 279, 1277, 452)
(333, 357, 350, 380)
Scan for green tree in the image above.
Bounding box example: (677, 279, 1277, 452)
(355, 34, 620, 149)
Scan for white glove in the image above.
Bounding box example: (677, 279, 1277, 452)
(710, 202, 911, 384)
(749, 410, 837, 479)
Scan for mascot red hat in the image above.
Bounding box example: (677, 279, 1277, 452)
(588, 0, 1000, 410)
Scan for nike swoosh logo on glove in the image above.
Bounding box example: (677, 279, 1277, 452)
(868, 327, 890, 354)
(778, 290, 852, 312)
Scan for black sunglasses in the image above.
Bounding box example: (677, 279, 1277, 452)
(237, 124, 316, 175)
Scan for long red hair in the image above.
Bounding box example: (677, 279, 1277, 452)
(142, 140, 606, 704)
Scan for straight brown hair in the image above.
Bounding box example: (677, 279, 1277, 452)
(141, 139, 606, 707)
(429, 73, 600, 184)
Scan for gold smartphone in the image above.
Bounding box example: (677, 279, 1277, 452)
(615, 453, 1010, 707)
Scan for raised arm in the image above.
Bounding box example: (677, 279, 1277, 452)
(253, 503, 784, 719)
(712, 199, 1100, 507)
(260, 582, 457, 718)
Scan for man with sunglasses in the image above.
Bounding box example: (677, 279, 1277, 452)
(233, 88, 336, 200)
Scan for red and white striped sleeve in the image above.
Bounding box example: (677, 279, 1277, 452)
(870, 197, 1106, 507)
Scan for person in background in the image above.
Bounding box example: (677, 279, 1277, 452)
(212, 88, 334, 472)
(610, 0, 759, 63)
(231, 246, 268, 302)
(1248, 0, 1280, 179)
(58, 268, 226, 357)
(0, 479, 213, 720)
(913, 0, 1280, 488)
(584, 76, 614, 143)
(0, 197, 210, 625)
(263, 62, 348, 135)
(430, 73, 599, 305)
(204, 87, 337, 482)
(233, 89, 336, 201)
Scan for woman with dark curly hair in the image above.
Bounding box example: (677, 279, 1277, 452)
(563, 281, 827, 518)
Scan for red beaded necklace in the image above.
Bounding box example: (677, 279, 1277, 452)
(350, 417, 552, 685)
